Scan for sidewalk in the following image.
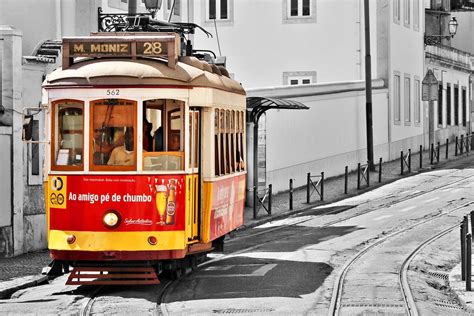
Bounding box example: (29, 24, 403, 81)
(243, 140, 473, 228)
(0, 140, 472, 299)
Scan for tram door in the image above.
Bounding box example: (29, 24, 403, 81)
(187, 108, 200, 241)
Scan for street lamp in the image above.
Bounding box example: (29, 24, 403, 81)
(144, 0, 162, 18)
(424, 16, 458, 46)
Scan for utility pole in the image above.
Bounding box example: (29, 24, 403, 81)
(364, 0, 375, 171)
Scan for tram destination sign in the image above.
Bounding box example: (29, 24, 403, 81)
(62, 33, 180, 69)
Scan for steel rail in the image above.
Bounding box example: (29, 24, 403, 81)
(327, 201, 472, 316)
(79, 285, 105, 316)
(155, 279, 174, 316)
(399, 223, 459, 316)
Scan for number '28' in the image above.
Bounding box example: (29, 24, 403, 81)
(143, 42, 162, 54)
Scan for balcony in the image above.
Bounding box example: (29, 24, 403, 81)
(425, 44, 473, 71)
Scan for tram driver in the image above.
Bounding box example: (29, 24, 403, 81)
(107, 127, 134, 166)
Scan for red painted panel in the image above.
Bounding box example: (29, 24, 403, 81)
(209, 175, 245, 240)
(50, 175, 186, 232)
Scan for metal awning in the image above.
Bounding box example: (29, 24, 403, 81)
(246, 97, 309, 123)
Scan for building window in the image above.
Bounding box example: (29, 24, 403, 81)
(204, 0, 233, 25)
(446, 83, 451, 125)
(414, 78, 420, 124)
(454, 85, 459, 126)
(289, 77, 312, 85)
(437, 83, 443, 126)
(403, 0, 410, 26)
(283, 71, 316, 85)
(208, 0, 228, 20)
(404, 75, 411, 124)
(108, 0, 129, 10)
(283, 0, 316, 24)
(289, 0, 311, 17)
(462, 87, 467, 127)
(394, 73, 401, 123)
(413, 0, 420, 30)
(393, 0, 400, 24)
(166, 0, 180, 18)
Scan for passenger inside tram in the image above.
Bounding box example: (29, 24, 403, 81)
(153, 126, 163, 151)
(143, 110, 153, 152)
(92, 127, 124, 165)
(107, 127, 134, 166)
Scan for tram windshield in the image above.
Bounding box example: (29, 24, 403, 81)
(52, 98, 186, 172)
(90, 99, 137, 170)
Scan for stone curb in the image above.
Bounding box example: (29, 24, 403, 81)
(448, 263, 474, 312)
(0, 275, 48, 299)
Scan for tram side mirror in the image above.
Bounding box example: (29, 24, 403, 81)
(23, 115, 33, 141)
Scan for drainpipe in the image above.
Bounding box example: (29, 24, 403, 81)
(128, 0, 137, 15)
(469, 75, 473, 135)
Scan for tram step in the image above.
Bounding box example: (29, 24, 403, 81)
(66, 266, 160, 285)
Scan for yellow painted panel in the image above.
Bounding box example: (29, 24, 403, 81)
(47, 176, 67, 209)
(185, 175, 192, 241)
(185, 174, 199, 243)
(192, 174, 198, 238)
(44, 181, 50, 241)
(201, 181, 213, 243)
(49, 230, 186, 251)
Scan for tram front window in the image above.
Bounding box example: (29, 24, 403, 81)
(52, 100, 84, 170)
(143, 99, 184, 171)
(90, 99, 136, 170)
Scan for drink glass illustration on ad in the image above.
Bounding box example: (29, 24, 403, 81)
(149, 178, 179, 226)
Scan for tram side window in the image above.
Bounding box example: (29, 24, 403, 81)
(143, 99, 184, 171)
(214, 109, 220, 176)
(52, 100, 84, 170)
(90, 99, 136, 170)
(220, 110, 227, 174)
(214, 108, 245, 177)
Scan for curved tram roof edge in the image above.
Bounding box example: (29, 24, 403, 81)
(43, 57, 246, 96)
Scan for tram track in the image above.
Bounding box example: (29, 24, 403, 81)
(83, 171, 474, 315)
(228, 170, 474, 246)
(328, 201, 471, 316)
(79, 285, 105, 316)
(398, 223, 459, 316)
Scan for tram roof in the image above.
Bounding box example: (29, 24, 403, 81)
(44, 56, 245, 95)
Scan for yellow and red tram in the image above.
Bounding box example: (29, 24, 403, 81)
(43, 33, 246, 284)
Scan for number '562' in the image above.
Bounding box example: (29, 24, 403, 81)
(106, 89, 119, 96)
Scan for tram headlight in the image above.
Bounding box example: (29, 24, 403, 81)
(148, 236, 157, 245)
(103, 210, 121, 229)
